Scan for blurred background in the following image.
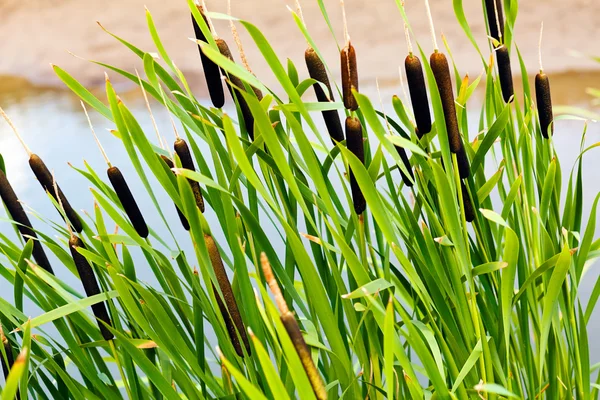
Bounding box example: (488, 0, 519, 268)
(0, 0, 599, 353)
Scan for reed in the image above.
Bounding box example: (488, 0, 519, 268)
(174, 138, 205, 213)
(216, 38, 257, 140)
(107, 166, 149, 238)
(460, 181, 475, 223)
(405, 54, 432, 135)
(69, 235, 114, 341)
(160, 155, 191, 230)
(341, 43, 359, 111)
(192, 5, 225, 108)
(536, 73, 553, 138)
(205, 233, 250, 357)
(395, 145, 414, 187)
(0, 168, 53, 273)
(485, 0, 505, 42)
(305, 47, 344, 143)
(496, 46, 514, 103)
(29, 154, 83, 233)
(261, 253, 327, 400)
(346, 116, 366, 214)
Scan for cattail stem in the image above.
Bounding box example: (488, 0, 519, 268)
(160, 155, 190, 230)
(346, 117, 366, 214)
(192, 5, 225, 108)
(0, 169, 53, 273)
(205, 233, 250, 357)
(215, 38, 258, 140)
(305, 47, 344, 143)
(496, 46, 514, 103)
(341, 43, 359, 111)
(174, 139, 205, 213)
(29, 154, 83, 233)
(107, 167, 149, 238)
(69, 236, 114, 341)
(405, 54, 432, 135)
(261, 253, 327, 400)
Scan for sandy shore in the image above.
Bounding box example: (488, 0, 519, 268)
(0, 0, 599, 93)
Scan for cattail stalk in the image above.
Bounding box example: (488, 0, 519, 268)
(69, 236, 114, 341)
(29, 154, 83, 232)
(160, 155, 190, 230)
(205, 233, 250, 357)
(215, 38, 259, 140)
(405, 54, 432, 136)
(192, 5, 225, 108)
(496, 46, 514, 103)
(261, 254, 327, 400)
(346, 117, 366, 214)
(305, 47, 344, 143)
(0, 169, 53, 273)
(107, 167, 149, 238)
(174, 138, 205, 213)
(341, 43, 359, 111)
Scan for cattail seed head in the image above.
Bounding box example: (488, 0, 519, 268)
(456, 146, 471, 179)
(341, 43, 359, 111)
(496, 46, 514, 103)
(107, 166, 148, 238)
(535, 73, 553, 138)
(192, 7, 225, 108)
(395, 145, 414, 187)
(305, 47, 344, 143)
(174, 139, 205, 213)
(405, 54, 432, 135)
(281, 313, 328, 400)
(215, 38, 257, 140)
(160, 155, 190, 230)
(485, 0, 505, 43)
(461, 181, 475, 223)
(29, 154, 83, 233)
(69, 236, 114, 341)
(346, 116, 366, 214)
(205, 233, 250, 357)
(430, 52, 462, 154)
(0, 168, 53, 273)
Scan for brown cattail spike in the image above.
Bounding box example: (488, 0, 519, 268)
(485, 0, 505, 43)
(160, 155, 190, 230)
(305, 47, 344, 143)
(28, 154, 83, 233)
(535, 73, 553, 138)
(215, 38, 257, 140)
(461, 181, 475, 223)
(496, 46, 514, 103)
(345, 117, 366, 214)
(0, 169, 53, 274)
(341, 43, 359, 111)
(205, 233, 250, 357)
(405, 54, 432, 135)
(456, 147, 471, 179)
(193, 6, 225, 108)
(69, 236, 114, 341)
(174, 139, 205, 213)
(107, 166, 149, 238)
(395, 145, 414, 187)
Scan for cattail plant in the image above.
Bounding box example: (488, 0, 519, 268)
(215, 38, 258, 140)
(192, 3, 225, 108)
(0, 107, 83, 232)
(160, 155, 191, 230)
(395, 145, 415, 187)
(261, 253, 327, 400)
(174, 138, 205, 213)
(305, 47, 344, 143)
(485, 0, 505, 43)
(340, 0, 359, 111)
(496, 46, 514, 103)
(82, 103, 149, 238)
(205, 232, 250, 357)
(0, 168, 53, 273)
(346, 116, 366, 214)
(0, 327, 16, 383)
(461, 181, 475, 223)
(536, 24, 553, 138)
(69, 235, 114, 341)
(424, 0, 470, 179)
(404, 22, 432, 136)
